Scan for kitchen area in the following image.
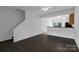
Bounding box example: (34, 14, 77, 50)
(41, 13, 75, 39)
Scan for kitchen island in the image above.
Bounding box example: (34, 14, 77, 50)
(47, 27, 75, 39)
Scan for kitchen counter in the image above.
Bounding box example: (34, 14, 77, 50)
(47, 26, 74, 28)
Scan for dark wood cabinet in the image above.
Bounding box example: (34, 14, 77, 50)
(69, 13, 74, 24)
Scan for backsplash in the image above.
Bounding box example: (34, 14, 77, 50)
(53, 22, 62, 27)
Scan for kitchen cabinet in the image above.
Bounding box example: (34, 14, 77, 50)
(69, 13, 74, 24)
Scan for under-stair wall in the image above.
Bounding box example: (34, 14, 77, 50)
(0, 7, 25, 42)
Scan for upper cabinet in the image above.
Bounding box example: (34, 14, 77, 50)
(69, 13, 74, 24)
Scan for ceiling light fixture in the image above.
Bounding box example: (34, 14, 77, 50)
(42, 6, 52, 11)
(58, 16, 61, 18)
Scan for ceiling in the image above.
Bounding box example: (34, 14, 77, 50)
(6, 6, 75, 17)
(7, 6, 74, 11)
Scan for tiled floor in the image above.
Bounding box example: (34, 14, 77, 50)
(0, 34, 78, 52)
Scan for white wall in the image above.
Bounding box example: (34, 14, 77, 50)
(47, 28, 75, 39)
(75, 7, 79, 49)
(0, 7, 24, 41)
(40, 18, 51, 32)
(13, 11, 45, 42)
(0, 30, 13, 41)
